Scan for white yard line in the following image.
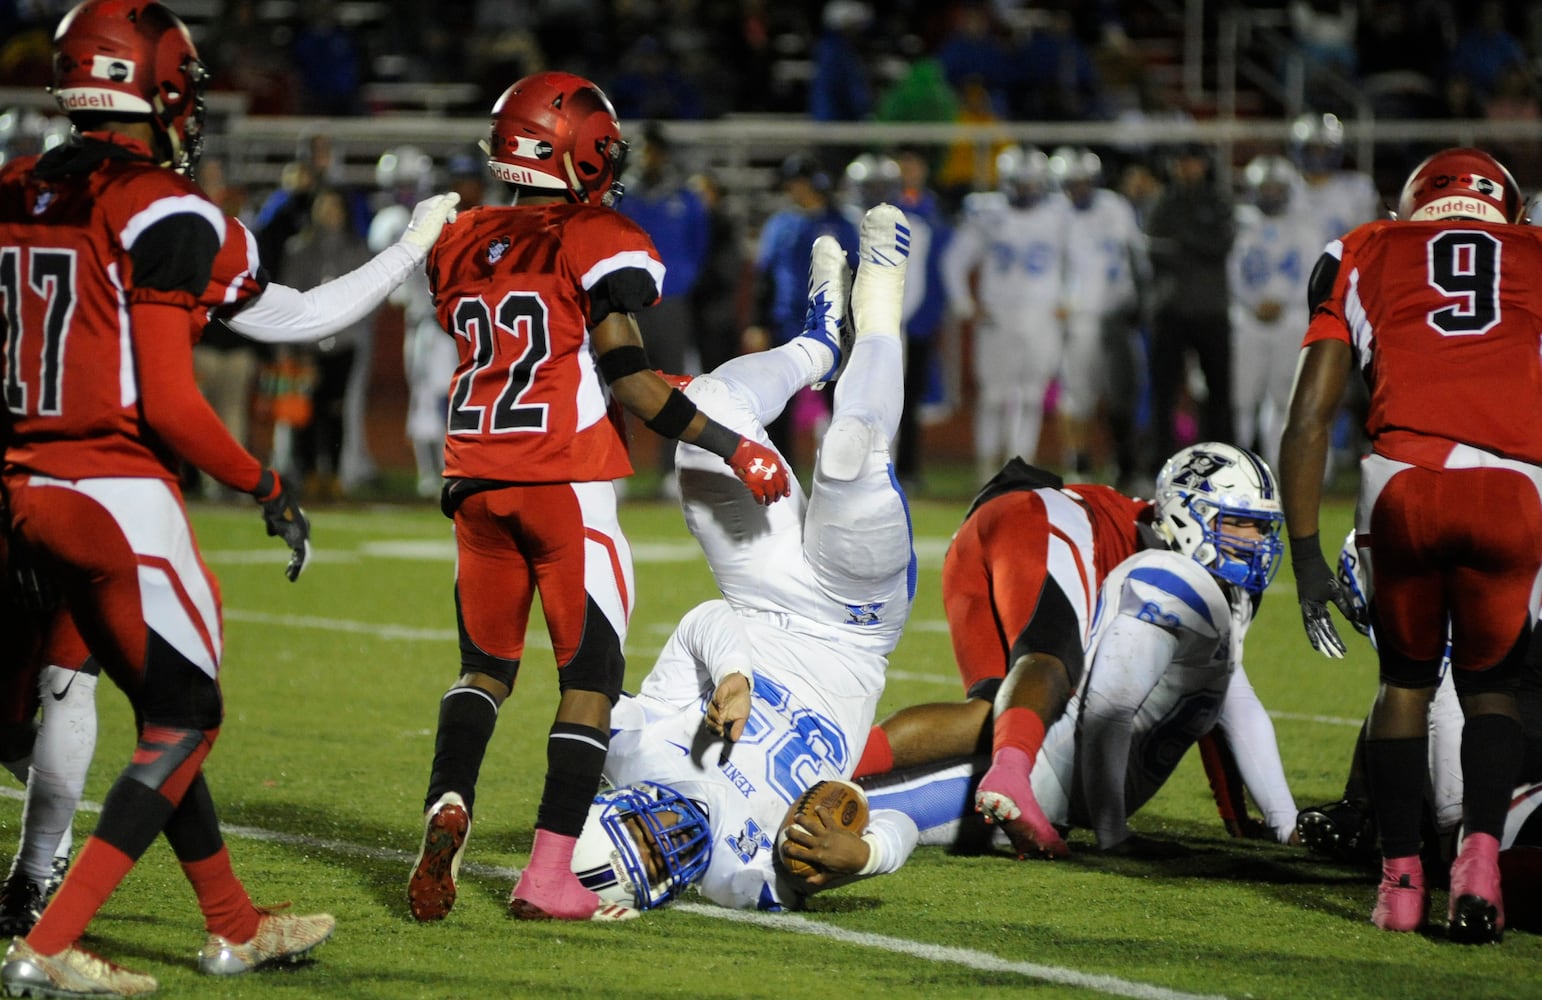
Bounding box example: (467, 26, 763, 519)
(0, 787, 1229, 1000)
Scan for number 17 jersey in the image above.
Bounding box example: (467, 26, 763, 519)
(1303, 218, 1542, 467)
(425, 202, 666, 484)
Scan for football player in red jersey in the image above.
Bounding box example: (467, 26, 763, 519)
(1281, 147, 1542, 943)
(406, 71, 791, 924)
(0, 2, 345, 993)
(852, 464, 1154, 857)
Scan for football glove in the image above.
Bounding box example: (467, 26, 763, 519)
(398, 192, 461, 258)
(252, 469, 311, 582)
(727, 438, 791, 505)
(1291, 534, 1363, 658)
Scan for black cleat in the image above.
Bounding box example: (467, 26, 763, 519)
(1449, 894, 1504, 945)
(0, 869, 45, 937)
(1297, 799, 1377, 865)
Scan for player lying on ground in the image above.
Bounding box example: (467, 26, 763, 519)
(563, 206, 923, 913)
(859, 444, 1292, 854)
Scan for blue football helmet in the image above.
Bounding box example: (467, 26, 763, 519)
(1155, 442, 1285, 595)
(569, 781, 711, 910)
(1335, 529, 1372, 636)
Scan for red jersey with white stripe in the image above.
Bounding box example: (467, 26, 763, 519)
(200, 216, 265, 335)
(0, 136, 261, 482)
(426, 202, 664, 484)
(1303, 218, 1542, 468)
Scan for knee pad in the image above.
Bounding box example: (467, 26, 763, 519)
(819, 414, 882, 482)
(557, 599, 625, 704)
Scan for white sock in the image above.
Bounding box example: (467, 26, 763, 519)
(17, 665, 98, 883)
(711, 341, 822, 425)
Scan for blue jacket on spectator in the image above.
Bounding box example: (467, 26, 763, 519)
(620, 182, 710, 298)
(756, 206, 859, 344)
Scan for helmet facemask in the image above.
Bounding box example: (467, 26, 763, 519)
(570, 781, 710, 910)
(1155, 444, 1285, 596)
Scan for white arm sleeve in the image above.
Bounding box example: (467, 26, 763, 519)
(1080, 613, 1180, 849)
(854, 809, 919, 877)
(668, 601, 757, 691)
(1216, 664, 1298, 842)
(225, 242, 420, 344)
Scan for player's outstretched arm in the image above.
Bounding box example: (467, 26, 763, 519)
(1280, 338, 1360, 656)
(592, 313, 790, 504)
(225, 193, 459, 344)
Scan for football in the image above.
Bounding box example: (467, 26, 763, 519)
(776, 779, 870, 879)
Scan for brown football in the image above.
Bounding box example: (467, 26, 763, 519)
(776, 779, 870, 878)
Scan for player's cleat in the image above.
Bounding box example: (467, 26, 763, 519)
(974, 754, 1069, 860)
(198, 906, 336, 975)
(1296, 798, 1377, 865)
(45, 855, 69, 900)
(1447, 832, 1504, 944)
(801, 235, 852, 389)
(851, 203, 910, 340)
(1, 938, 158, 997)
(0, 871, 45, 938)
(1370, 855, 1428, 932)
(508, 876, 639, 922)
(407, 792, 470, 922)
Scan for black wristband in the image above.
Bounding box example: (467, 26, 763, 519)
(252, 468, 276, 500)
(1288, 531, 1322, 564)
(644, 387, 698, 439)
(596, 343, 650, 383)
(693, 418, 740, 460)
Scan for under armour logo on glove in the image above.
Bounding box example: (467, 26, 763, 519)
(728, 438, 791, 505)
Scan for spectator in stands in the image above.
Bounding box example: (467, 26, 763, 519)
(687, 171, 745, 376)
(876, 58, 960, 163)
(1289, 0, 1360, 84)
(810, 1, 875, 123)
(935, 1, 1012, 114)
(1144, 143, 1235, 475)
(292, 0, 365, 115)
(619, 124, 713, 493)
(1010, 6, 1102, 121)
(744, 156, 859, 468)
(279, 189, 378, 500)
(890, 146, 951, 495)
(1447, 1, 1527, 103)
(607, 35, 706, 121)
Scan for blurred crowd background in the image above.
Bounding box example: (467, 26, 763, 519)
(3, 0, 1542, 501)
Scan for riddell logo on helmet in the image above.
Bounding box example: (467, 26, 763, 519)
(90, 55, 135, 83)
(58, 91, 130, 111)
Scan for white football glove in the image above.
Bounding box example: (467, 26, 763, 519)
(398, 192, 461, 259)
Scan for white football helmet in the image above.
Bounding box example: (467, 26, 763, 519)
(569, 781, 710, 910)
(1242, 155, 1298, 216)
(1335, 529, 1372, 636)
(1289, 112, 1345, 174)
(376, 144, 434, 196)
(1154, 443, 1285, 595)
(996, 145, 1050, 208)
(843, 152, 901, 209)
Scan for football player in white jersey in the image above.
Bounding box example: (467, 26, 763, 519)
(367, 146, 465, 498)
(1049, 146, 1148, 483)
(562, 206, 922, 914)
(860, 443, 1300, 853)
(943, 145, 1072, 482)
(1228, 155, 1322, 471)
(1289, 112, 1381, 247)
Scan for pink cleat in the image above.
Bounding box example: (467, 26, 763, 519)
(1448, 832, 1504, 944)
(1371, 855, 1428, 932)
(974, 748, 1069, 860)
(509, 830, 637, 922)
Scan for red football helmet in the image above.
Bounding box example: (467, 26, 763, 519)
(1396, 147, 1522, 225)
(485, 72, 627, 207)
(50, 0, 208, 174)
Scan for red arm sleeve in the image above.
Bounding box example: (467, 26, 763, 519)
(130, 301, 264, 493)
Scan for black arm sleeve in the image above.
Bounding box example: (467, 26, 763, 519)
(588, 267, 660, 326)
(1306, 252, 1341, 313)
(128, 214, 220, 295)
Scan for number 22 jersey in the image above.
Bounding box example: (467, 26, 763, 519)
(1303, 218, 1542, 468)
(425, 202, 665, 484)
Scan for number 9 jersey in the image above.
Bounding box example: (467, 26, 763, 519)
(1302, 218, 1542, 468)
(425, 202, 665, 484)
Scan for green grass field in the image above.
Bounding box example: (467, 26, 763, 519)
(3, 490, 1539, 1000)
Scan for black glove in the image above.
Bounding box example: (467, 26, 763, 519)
(1291, 533, 1363, 658)
(252, 469, 310, 582)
